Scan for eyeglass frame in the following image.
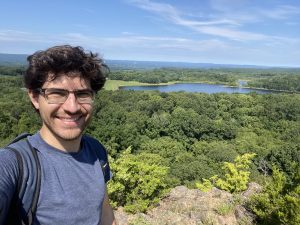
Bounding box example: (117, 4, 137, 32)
(35, 88, 95, 104)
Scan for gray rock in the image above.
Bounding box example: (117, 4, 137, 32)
(114, 184, 259, 225)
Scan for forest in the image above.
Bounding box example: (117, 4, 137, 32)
(0, 66, 300, 224)
(2, 65, 300, 92)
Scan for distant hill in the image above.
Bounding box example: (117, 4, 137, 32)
(0, 53, 28, 65)
(105, 59, 271, 70)
(0, 53, 286, 69)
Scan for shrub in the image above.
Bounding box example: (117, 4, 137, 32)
(108, 147, 170, 213)
(249, 166, 300, 225)
(215, 153, 256, 193)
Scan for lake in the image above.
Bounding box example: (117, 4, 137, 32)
(120, 83, 276, 94)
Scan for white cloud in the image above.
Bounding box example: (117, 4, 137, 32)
(196, 26, 268, 41)
(0, 28, 299, 66)
(125, 0, 300, 43)
(127, 0, 178, 16)
(0, 30, 38, 42)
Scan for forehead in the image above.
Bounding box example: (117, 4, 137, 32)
(43, 73, 91, 89)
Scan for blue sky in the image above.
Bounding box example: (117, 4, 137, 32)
(0, 0, 299, 67)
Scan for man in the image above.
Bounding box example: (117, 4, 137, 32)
(0, 45, 116, 225)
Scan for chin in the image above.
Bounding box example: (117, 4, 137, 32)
(57, 129, 84, 141)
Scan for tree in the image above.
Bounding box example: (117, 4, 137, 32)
(195, 153, 256, 193)
(170, 152, 216, 186)
(139, 136, 185, 162)
(215, 153, 256, 193)
(107, 147, 170, 213)
(266, 143, 300, 184)
(250, 166, 300, 225)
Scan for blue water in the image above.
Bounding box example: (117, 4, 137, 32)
(120, 83, 276, 94)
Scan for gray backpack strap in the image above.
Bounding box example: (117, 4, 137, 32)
(4, 147, 24, 225)
(5, 133, 41, 225)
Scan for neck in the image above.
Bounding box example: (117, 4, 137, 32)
(39, 129, 82, 153)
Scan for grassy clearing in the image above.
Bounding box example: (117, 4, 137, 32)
(103, 79, 232, 91)
(103, 80, 176, 91)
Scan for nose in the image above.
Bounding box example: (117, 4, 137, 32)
(61, 93, 81, 113)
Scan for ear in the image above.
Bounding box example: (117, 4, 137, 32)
(28, 89, 40, 110)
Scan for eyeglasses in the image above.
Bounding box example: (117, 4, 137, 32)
(36, 88, 95, 104)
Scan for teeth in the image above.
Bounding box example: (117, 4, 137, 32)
(60, 117, 80, 121)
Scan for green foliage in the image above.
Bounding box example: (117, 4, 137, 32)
(0, 65, 25, 76)
(139, 136, 185, 163)
(266, 143, 300, 184)
(191, 140, 238, 163)
(195, 153, 256, 193)
(170, 153, 216, 186)
(0, 72, 299, 221)
(107, 147, 170, 213)
(214, 153, 256, 193)
(109, 68, 237, 85)
(0, 76, 39, 146)
(249, 166, 300, 225)
(248, 74, 300, 92)
(195, 178, 214, 192)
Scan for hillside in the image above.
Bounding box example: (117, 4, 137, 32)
(1, 69, 299, 224)
(0, 53, 273, 69)
(0, 53, 28, 65)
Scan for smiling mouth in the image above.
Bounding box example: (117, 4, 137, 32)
(56, 115, 84, 123)
(60, 117, 81, 122)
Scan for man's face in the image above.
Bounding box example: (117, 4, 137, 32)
(29, 74, 94, 144)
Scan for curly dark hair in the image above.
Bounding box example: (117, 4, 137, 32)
(24, 45, 109, 92)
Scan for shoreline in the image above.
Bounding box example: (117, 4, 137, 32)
(105, 79, 299, 94)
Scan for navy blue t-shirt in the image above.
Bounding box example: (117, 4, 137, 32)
(0, 133, 111, 225)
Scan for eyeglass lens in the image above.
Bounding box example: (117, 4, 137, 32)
(41, 88, 94, 104)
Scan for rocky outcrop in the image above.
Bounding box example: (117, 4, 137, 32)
(114, 182, 262, 225)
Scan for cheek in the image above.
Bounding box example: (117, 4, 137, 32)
(39, 104, 59, 117)
(82, 104, 94, 114)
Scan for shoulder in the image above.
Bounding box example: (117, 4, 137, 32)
(0, 138, 33, 179)
(1, 137, 39, 186)
(0, 146, 19, 186)
(82, 135, 106, 150)
(0, 148, 19, 225)
(81, 135, 109, 161)
(0, 147, 19, 170)
(82, 135, 112, 182)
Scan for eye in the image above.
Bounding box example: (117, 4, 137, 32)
(46, 89, 68, 97)
(76, 90, 93, 99)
